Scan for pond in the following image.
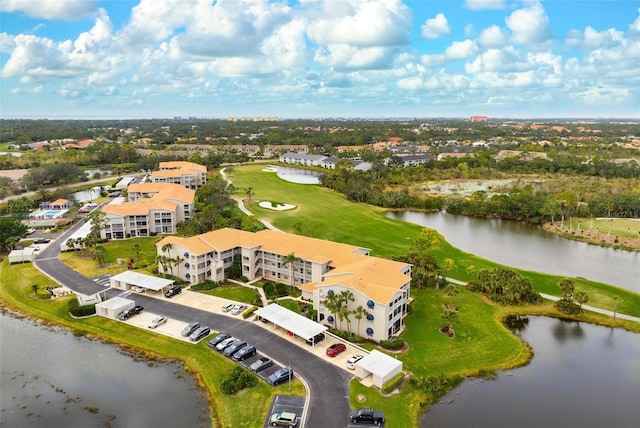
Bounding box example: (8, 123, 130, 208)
(385, 210, 639, 292)
(0, 313, 211, 428)
(276, 166, 322, 184)
(422, 316, 640, 428)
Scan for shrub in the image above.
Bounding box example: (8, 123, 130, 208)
(36, 289, 52, 299)
(263, 282, 274, 296)
(328, 328, 366, 343)
(221, 366, 257, 395)
(191, 280, 219, 291)
(243, 306, 258, 319)
(555, 299, 581, 315)
(67, 299, 96, 317)
(381, 372, 405, 394)
(380, 339, 404, 350)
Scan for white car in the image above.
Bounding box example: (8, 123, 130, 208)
(231, 304, 247, 315)
(345, 354, 364, 370)
(148, 315, 168, 329)
(221, 303, 234, 312)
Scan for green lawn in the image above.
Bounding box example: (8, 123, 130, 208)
(202, 284, 261, 304)
(579, 217, 640, 239)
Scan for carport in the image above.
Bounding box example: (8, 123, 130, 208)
(96, 296, 135, 319)
(354, 350, 403, 389)
(109, 271, 174, 294)
(255, 303, 327, 344)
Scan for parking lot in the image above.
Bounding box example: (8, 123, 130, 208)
(265, 395, 305, 427)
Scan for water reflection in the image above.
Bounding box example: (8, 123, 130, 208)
(276, 166, 322, 184)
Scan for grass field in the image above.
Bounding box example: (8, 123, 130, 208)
(586, 217, 640, 239)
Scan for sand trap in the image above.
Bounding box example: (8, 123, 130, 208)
(262, 166, 278, 172)
(259, 201, 296, 211)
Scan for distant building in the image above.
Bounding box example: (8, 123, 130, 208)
(470, 116, 488, 123)
(150, 161, 207, 190)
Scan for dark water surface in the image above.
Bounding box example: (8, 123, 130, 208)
(0, 313, 210, 428)
(422, 316, 640, 428)
(386, 210, 639, 292)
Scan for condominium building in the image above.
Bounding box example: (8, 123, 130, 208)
(100, 183, 195, 239)
(156, 228, 412, 341)
(150, 161, 207, 189)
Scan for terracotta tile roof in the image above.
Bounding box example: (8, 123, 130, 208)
(128, 182, 195, 202)
(103, 198, 177, 216)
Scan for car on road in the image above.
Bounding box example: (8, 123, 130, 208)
(164, 285, 182, 298)
(270, 411, 298, 426)
(181, 321, 201, 337)
(249, 357, 273, 372)
(221, 303, 234, 312)
(189, 326, 211, 342)
(215, 336, 238, 351)
(326, 343, 347, 357)
(230, 304, 247, 315)
(305, 333, 325, 345)
(207, 332, 230, 349)
(118, 305, 144, 320)
(148, 315, 168, 329)
(27, 228, 36, 235)
(345, 354, 364, 369)
(232, 345, 256, 361)
(33, 238, 50, 244)
(223, 340, 247, 357)
(267, 367, 294, 386)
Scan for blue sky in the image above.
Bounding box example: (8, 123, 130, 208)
(1, 0, 639, 119)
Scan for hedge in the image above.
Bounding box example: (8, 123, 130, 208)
(381, 372, 405, 394)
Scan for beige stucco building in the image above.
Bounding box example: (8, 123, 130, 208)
(156, 228, 412, 342)
(150, 161, 207, 189)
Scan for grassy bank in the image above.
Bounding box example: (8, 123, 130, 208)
(0, 259, 305, 428)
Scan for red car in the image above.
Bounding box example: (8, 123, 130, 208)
(326, 343, 346, 357)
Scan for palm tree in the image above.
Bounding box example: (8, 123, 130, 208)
(245, 187, 254, 203)
(282, 252, 301, 287)
(161, 243, 173, 259)
(132, 243, 141, 260)
(338, 290, 355, 331)
(574, 291, 589, 312)
(353, 306, 367, 336)
(559, 278, 575, 301)
(173, 255, 184, 277)
(321, 292, 340, 327)
(92, 245, 106, 266)
(444, 284, 458, 298)
(442, 310, 459, 333)
(443, 258, 456, 282)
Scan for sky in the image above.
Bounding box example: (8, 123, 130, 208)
(1, 0, 639, 119)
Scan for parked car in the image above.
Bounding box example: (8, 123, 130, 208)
(181, 321, 201, 337)
(189, 326, 211, 342)
(118, 305, 144, 320)
(207, 332, 231, 349)
(270, 411, 298, 426)
(232, 345, 256, 361)
(223, 340, 247, 357)
(349, 408, 385, 425)
(267, 367, 294, 386)
(231, 304, 247, 315)
(221, 303, 234, 312)
(27, 228, 36, 235)
(165, 285, 182, 298)
(345, 354, 364, 370)
(148, 315, 168, 329)
(305, 333, 325, 345)
(326, 343, 347, 357)
(249, 357, 273, 372)
(33, 238, 50, 244)
(215, 336, 237, 351)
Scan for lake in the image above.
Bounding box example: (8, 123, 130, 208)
(385, 210, 639, 292)
(276, 166, 322, 184)
(0, 312, 210, 428)
(422, 316, 640, 428)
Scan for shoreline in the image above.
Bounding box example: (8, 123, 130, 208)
(542, 221, 640, 252)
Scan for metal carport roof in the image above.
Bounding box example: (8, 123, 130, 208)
(255, 303, 327, 340)
(110, 271, 174, 291)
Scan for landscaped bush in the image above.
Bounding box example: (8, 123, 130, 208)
(328, 328, 366, 343)
(67, 299, 96, 317)
(191, 280, 219, 291)
(263, 282, 274, 296)
(380, 338, 404, 350)
(243, 306, 258, 319)
(220, 366, 257, 395)
(36, 289, 52, 299)
(381, 372, 405, 394)
(555, 299, 581, 315)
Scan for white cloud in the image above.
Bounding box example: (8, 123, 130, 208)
(422, 39, 478, 66)
(631, 8, 640, 32)
(505, 1, 552, 46)
(306, 0, 412, 47)
(464, 0, 507, 11)
(314, 44, 398, 70)
(0, 0, 98, 20)
(421, 13, 451, 40)
(477, 25, 506, 48)
(565, 26, 624, 50)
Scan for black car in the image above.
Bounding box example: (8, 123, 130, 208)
(305, 333, 325, 345)
(249, 357, 273, 372)
(165, 285, 182, 298)
(267, 367, 294, 386)
(232, 345, 256, 361)
(189, 326, 211, 342)
(118, 305, 144, 320)
(223, 340, 247, 357)
(181, 321, 201, 337)
(33, 238, 50, 244)
(207, 332, 231, 349)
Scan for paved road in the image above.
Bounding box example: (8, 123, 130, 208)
(33, 220, 353, 428)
